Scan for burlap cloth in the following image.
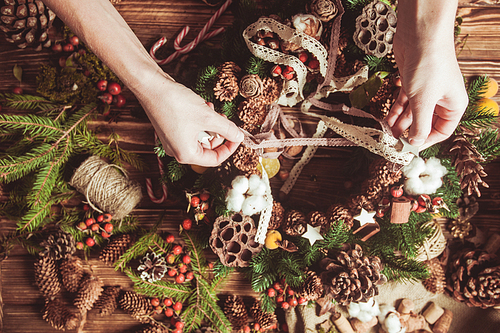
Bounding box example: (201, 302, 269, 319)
(285, 281, 500, 332)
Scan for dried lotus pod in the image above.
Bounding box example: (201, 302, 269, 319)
(209, 213, 263, 267)
(239, 74, 263, 99)
(354, 1, 397, 57)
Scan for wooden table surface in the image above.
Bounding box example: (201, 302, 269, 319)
(1, 0, 500, 332)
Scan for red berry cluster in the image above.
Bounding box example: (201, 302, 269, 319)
(150, 297, 184, 332)
(185, 190, 211, 223)
(75, 203, 114, 249)
(164, 236, 194, 284)
(96, 80, 126, 109)
(266, 280, 307, 310)
(51, 34, 87, 70)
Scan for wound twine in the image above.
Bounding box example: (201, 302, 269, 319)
(69, 156, 142, 220)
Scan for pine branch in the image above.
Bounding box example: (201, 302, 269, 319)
(363, 55, 393, 72)
(219, 101, 237, 120)
(104, 131, 146, 171)
(114, 233, 171, 271)
(181, 231, 207, 275)
(467, 75, 489, 103)
(194, 66, 218, 104)
(167, 159, 187, 182)
(245, 56, 269, 78)
(381, 254, 430, 282)
(470, 129, 500, 163)
(126, 269, 192, 302)
(0, 93, 61, 111)
(192, 277, 232, 333)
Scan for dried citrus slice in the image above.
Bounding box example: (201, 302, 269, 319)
(257, 158, 280, 178)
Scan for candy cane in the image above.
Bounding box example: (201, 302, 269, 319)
(146, 134, 168, 204)
(150, 0, 232, 65)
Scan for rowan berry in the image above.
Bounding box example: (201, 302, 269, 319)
(163, 298, 173, 307)
(77, 222, 87, 230)
(99, 92, 113, 104)
(166, 234, 175, 243)
(200, 192, 210, 202)
(107, 82, 121, 95)
(182, 255, 191, 264)
(69, 35, 79, 46)
(150, 298, 160, 307)
(91, 223, 100, 232)
(172, 245, 183, 255)
(287, 289, 294, 296)
(289, 297, 298, 307)
(267, 288, 276, 297)
(101, 231, 111, 238)
(175, 273, 185, 284)
(97, 214, 104, 222)
(166, 254, 176, 264)
(175, 321, 185, 329)
(186, 271, 194, 280)
(85, 237, 95, 247)
(167, 269, 177, 277)
(164, 307, 174, 317)
(190, 196, 200, 207)
(12, 87, 23, 94)
(51, 43, 62, 52)
(76, 242, 84, 250)
(182, 219, 192, 231)
(113, 94, 126, 108)
(104, 223, 113, 233)
(103, 213, 113, 222)
(62, 43, 74, 52)
(85, 218, 95, 227)
(179, 264, 188, 274)
(173, 301, 183, 312)
(298, 297, 307, 305)
(281, 301, 290, 309)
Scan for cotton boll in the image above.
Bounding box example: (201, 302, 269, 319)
(348, 302, 361, 318)
(378, 304, 396, 323)
(382, 312, 405, 333)
(247, 174, 266, 196)
(402, 157, 426, 179)
(241, 195, 267, 216)
(420, 172, 444, 194)
(404, 177, 427, 196)
(226, 189, 245, 212)
(426, 157, 447, 178)
(231, 175, 249, 194)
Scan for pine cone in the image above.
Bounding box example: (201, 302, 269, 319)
(238, 98, 267, 125)
(369, 158, 402, 186)
(218, 61, 241, 76)
(40, 230, 76, 261)
(334, 53, 365, 78)
(361, 178, 384, 203)
(59, 255, 84, 293)
(446, 249, 500, 308)
(137, 252, 168, 283)
(119, 290, 153, 323)
(239, 74, 263, 99)
(296, 270, 324, 301)
(284, 210, 307, 236)
(74, 274, 103, 313)
(423, 258, 445, 294)
(34, 255, 61, 299)
(232, 145, 259, 173)
(136, 322, 168, 333)
(94, 285, 121, 316)
(250, 299, 277, 331)
(223, 295, 248, 331)
(42, 298, 79, 331)
(319, 243, 386, 305)
(326, 203, 353, 230)
(214, 159, 237, 186)
(450, 134, 489, 197)
(0, 0, 57, 50)
(99, 234, 133, 265)
(456, 195, 479, 222)
(268, 201, 285, 230)
(307, 210, 328, 228)
(214, 61, 241, 102)
(369, 77, 396, 119)
(261, 77, 282, 104)
(347, 194, 375, 215)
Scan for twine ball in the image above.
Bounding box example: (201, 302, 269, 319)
(69, 156, 142, 219)
(416, 220, 447, 262)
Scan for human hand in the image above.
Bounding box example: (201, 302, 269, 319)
(137, 75, 244, 167)
(386, 0, 468, 150)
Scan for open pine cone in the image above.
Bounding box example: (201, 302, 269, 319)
(137, 252, 167, 283)
(319, 243, 386, 305)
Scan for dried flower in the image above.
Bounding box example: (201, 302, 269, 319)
(308, 0, 338, 22)
(292, 14, 323, 40)
(239, 74, 264, 99)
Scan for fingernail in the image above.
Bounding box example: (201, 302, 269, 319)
(236, 130, 245, 141)
(409, 138, 425, 146)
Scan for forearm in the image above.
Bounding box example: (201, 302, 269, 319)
(42, 0, 172, 95)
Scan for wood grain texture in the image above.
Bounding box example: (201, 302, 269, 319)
(1, 1, 500, 332)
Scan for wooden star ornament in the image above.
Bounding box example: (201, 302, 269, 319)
(302, 224, 324, 246)
(399, 137, 420, 157)
(353, 208, 376, 226)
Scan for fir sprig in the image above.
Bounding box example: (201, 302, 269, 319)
(114, 233, 171, 271)
(126, 269, 192, 302)
(0, 93, 61, 111)
(182, 232, 207, 275)
(470, 129, 500, 163)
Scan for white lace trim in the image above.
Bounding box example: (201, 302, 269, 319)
(255, 157, 274, 244)
(243, 17, 328, 107)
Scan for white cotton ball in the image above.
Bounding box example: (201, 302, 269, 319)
(420, 173, 444, 194)
(368, 299, 381, 317)
(357, 310, 375, 323)
(358, 298, 374, 311)
(247, 175, 266, 196)
(378, 304, 396, 323)
(348, 302, 360, 318)
(402, 157, 426, 179)
(426, 157, 447, 178)
(241, 195, 267, 216)
(231, 175, 249, 194)
(382, 312, 405, 333)
(226, 189, 245, 212)
(404, 177, 427, 196)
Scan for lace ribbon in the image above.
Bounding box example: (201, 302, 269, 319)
(254, 157, 275, 244)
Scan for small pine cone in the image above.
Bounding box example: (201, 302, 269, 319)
(284, 210, 307, 236)
(99, 234, 133, 265)
(240, 122, 260, 135)
(34, 255, 61, 299)
(369, 77, 396, 119)
(239, 74, 263, 99)
(307, 211, 328, 228)
(296, 270, 324, 301)
(422, 258, 445, 294)
(369, 159, 402, 186)
(119, 290, 153, 323)
(238, 98, 267, 125)
(326, 203, 353, 229)
(361, 179, 384, 202)
(261, 77, 282, 104)
(218, 61, 241, 76)
(136, 322, 168, 333)
(94, 285, 121, 316)
(232, 145, 259, 173)
(40, 230, 76, 261)
(59, 255, 84, 293)
(223, 295, 248, 331)
(250, 299, 277, 331)
(268, 201, 285, 230)
(42, 298, 79, 331)
(74, 274, 103, 313)
(0, 0, 57, 50)
(214, 75, 239, 102)
(348, 195, 375, 216)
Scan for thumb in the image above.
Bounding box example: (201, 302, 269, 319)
(407, 95, 436, 146)
(206, 113, 244, 143)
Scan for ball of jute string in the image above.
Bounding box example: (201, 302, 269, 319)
(415, 220, 447, 262)
(69, 156, 142, 220)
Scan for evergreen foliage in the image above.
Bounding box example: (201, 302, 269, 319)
(246, 56, 269, 78)
(470, 129, 500, 163)
(363, 55, 395, 73)
(166, 159, 187, 182)
(194, 66, 218, 104)
(459, 75, 498, 132)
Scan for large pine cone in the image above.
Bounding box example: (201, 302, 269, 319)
(446, 249, 500, 308)
(42, 298, 79, 331)
(60, 255, 84, 293)
(326, 203, 353, 230)
(34, 255, 61, 299)
(296, 270, 324, 302)
(250, 299, 277, 331)
(99, 234, 134, 265)
(284, 210, 307, 236)
(261, 77, 282, 104)
(268, 201, 285, 230)
(319, 243, 386, 305)
(232, 145, 259, 173)
(423, 258, 445, 294)
(119, 290, 153, 323)
(0, 0, 57, 50)
(40, 230, 76, 261)
(223, 295, 248, 331)
(74, 274, 103, 313)
(369, 158, 402, 187)
(214, 61, 241, 102)
(238, 98, 267, 125)
(307, 210, 328, 228)
(94, 285, 121, 316)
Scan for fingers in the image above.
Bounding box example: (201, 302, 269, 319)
(205, 112, 245, 144)
(387, 88, 411, 138)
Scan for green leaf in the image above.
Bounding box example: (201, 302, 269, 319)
(13, 64, 22, 83)
(349, 73, 384, 109)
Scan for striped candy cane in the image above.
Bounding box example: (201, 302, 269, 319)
(146, 134, 168, 204)
(150, 0, 232, 65)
